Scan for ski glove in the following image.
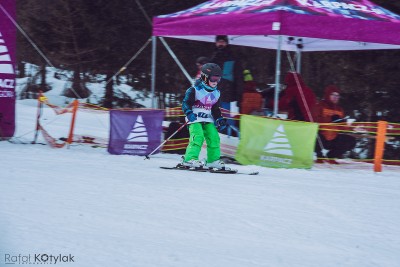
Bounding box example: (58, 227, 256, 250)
(215, 117, 228, 131)
(186, 112, 197, 122)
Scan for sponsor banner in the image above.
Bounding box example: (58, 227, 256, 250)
(235, 115, 318, 169)
(0, 0, 16, 138)
(108, 110, 164, 156)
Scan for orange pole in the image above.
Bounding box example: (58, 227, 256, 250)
(67, 100, 79, 147)
(373, 120, 388, 172)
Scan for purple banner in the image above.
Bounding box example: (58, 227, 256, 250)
(108, 110, 165, 156)
(0, 0, 16, 138)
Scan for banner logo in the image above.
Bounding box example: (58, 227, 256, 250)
(126, 115, 148, 142)
(263, 124, 293, 156)
(108, 110, 164, 155)
(0, 32, 14, 74)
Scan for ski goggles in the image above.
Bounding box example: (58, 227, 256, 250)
(209, 75, 221, 83)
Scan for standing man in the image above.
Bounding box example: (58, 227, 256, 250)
(210, 35, 243, 115)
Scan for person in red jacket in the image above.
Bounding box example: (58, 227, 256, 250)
(266, 72, 317, 121)
(313, 85, 356, 164)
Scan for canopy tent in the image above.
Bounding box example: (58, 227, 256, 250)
(152, 0, 400, 113)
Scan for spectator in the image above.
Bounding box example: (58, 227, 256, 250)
(195, 56, 210, 80)
(265, 72, 317, 121)
(240, 69, 263, 115)
(313, 85, 356, 164)
(210, 35, 243, 113)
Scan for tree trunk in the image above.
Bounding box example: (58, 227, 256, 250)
(18, 62, 25, 78)
(103, 72, 114, 108)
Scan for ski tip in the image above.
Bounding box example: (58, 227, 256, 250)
(208, 168, 238, 174)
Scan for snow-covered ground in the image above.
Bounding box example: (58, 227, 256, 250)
(1, 100, 400, 267)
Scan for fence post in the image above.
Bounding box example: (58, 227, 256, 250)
(32, 92, 45, 144)
(373, 120, 388, 172)
(67, 100, 79, 147)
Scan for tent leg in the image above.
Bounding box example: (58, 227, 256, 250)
(296, 49, 302, 73)
(151, 36, 157, 109)
(273, 35, 282, 117)
(159, 37, 193, 84)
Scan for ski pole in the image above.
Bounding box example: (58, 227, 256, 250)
(332, 115, 350, 123)
(145, 121, 188, 160)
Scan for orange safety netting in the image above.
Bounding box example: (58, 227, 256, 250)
(39, 95, 75, 115)
(161, 137, 189, 152)
(34, 94, 79, 148)
(38, 123, 66, 148)
(165, 106, 184, 118)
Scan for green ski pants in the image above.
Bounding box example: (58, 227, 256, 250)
(184, 122, 220, 163)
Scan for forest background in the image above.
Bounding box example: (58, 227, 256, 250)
(16, 0, 400, 122)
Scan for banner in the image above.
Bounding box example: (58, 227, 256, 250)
(235, 115, 318, 169)
(108, 110, 164, 156)
(0, 0, 16, 138)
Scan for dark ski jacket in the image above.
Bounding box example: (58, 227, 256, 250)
(210, 46, 243, 103)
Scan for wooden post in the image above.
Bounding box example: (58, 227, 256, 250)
(67, 100, 79, 147)
(32, 92, 45, 144)
(373, 120, 388, 172)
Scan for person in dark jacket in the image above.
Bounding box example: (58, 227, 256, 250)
(313, 85, 356, 164)
(210, 35, 243, 113)
(266, 72, 317, 121)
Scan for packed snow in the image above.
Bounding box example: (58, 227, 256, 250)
(1, 100, 400, 267)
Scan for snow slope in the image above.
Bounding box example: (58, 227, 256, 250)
(1, 101, 400, 267)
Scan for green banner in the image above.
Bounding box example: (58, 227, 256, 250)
(235, 115, 318, 169)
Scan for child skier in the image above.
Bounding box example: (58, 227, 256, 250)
(179, 63, 228, 170)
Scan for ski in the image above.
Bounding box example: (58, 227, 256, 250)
(160, 166, 208, 172)
(232, 170, 259, 175)
(208, 168, 238, 174)
(160, 166, 259, 175)
(210, 169, 260, 175)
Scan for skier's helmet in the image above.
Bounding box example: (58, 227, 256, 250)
(200, 63, 222, 86)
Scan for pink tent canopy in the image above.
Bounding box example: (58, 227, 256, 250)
(153, 0, 400, 51)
